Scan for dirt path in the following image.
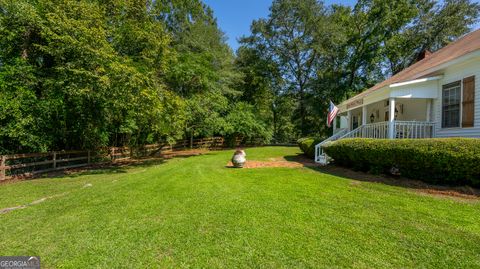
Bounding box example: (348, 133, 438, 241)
(226, 155, 321, 168)
(0, 192, 70, 214)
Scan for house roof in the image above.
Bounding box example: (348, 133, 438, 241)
(341, 29, 480, 107)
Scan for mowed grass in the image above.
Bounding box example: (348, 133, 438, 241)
(1, 147, 480, 268)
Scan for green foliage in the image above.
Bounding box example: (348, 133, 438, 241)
(380, 0, 480, 75)
(235, 47, 298, 143)
(242, 0, 326, 136)
(223, 102, 273, 146)
(185, 91, 229, 138)
(160, 0, 241, 143)
(323, 138, 480, 186)
(0, 60, 45, 153)
(297, 137, 325, 158)
(0, 0, 237, 153)
(0, 0, 182, 151)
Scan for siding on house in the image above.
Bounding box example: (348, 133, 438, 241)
(433, 57, 480, 138)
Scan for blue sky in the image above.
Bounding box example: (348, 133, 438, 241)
(202, 0, 356, 51)
(203, 0, 480, 52)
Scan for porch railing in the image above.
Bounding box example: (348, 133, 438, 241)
(341, 121, 435, 139)
(393, 121, 436, 139)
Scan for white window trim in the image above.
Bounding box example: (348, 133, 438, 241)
(441, 79, 463, 130)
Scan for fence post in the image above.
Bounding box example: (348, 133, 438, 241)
(111, 148, 115, 163)
(0, 155, 5, 181)
(53, 152, 57, 169)
(87, 150, 91, 164)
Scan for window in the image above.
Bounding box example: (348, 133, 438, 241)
(352, 115, 358, 129)
(442, 81, 461, 128)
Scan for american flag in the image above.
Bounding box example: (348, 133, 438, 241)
(327, 101, 339, 127)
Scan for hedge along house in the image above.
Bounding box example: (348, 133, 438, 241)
(315, 29, 480, 164)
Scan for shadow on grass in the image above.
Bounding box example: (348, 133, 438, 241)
(283, 154, 318, 164)
(39, 151, 217, 179)
(300, 158, 480, 199)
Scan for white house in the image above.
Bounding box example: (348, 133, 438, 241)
(315, 29, 480, 164)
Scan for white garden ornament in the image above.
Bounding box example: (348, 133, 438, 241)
(231, 149, 247, 168)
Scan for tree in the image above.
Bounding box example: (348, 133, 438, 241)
(381, 0, 480, 75)
(244, 0, 326, 136)
(0, 0, 185, 153)
(235, 46, 298, 142)
(158, 0, 241, 142)
(223, 102, 272, 146)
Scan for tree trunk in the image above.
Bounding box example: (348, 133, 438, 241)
(272, 103, 278, 142)
(299, 88, 306, 136)
(190, 131, 193, 149)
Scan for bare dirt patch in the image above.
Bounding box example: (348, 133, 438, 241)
(227, 160, 304, 168)
(226, 155, 321, 169)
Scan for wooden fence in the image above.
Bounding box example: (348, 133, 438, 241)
(0, 136, 245, 181)
(109, 137, 226, 161)
(0, 151, 92, 181)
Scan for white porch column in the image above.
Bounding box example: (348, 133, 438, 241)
(426, 99, 432, 122)
(333, 116, 337, 133)
(347, 110, 352, 131)
(388, 97, 396, 139)
(362, 105, 367, 126)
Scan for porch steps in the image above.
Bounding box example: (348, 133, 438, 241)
(314, 129, 348, 164)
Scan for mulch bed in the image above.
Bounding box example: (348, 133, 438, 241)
(316, 165, 480, 201)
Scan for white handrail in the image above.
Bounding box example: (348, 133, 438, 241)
(314, 129, 348, 164)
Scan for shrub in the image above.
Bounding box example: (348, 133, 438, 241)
(298, 137, 325, 158)
(322, 138, 480, 186)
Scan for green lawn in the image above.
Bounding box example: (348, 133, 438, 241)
(1, 147, 479, 268)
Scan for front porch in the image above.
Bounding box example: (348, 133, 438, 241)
(315, 74, 442, 164)
(334, 97, 436, 139)
(315, 119, 436, 164)
(316, 96, 437, 164)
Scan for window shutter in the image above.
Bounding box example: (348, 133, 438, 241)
(462, 76, 475, 128)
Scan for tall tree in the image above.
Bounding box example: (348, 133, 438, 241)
(0, 0, 185, 152)
(381, 0, 480, 75)
(244, 0, 326, 136)
(158, 0, 242, 141)
(235, 46, 298, 142)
